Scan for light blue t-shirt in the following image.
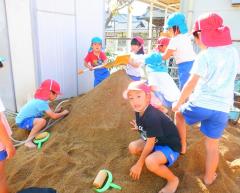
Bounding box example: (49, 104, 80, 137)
(16, 99, 50, 124)
(189, 45, 240, 113)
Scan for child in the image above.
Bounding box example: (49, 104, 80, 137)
(145, 39, 180, 109)
(162, 12, 196, 90)
(125, 36, 145, 81)
(0, 58, 16, 193)
(172, 13, 240, 184)
(123, 80, 181, 193)
(16, 79, 69, 148)
(83, 37, 110, 87)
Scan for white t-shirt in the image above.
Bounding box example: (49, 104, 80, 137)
(189, 45, 240, 113)
(168, 33, 196, 64)
(125, 53, 145, 77)
(148, 72, 180, 102)
(0, 98, 12, 151)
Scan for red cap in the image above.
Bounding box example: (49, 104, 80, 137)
(123, 80, 152, 99)
(157, 37, 170, 46)
(34, 79, 61, 100)
(192, 12, 232, 47)
(132, 36, 144, 46)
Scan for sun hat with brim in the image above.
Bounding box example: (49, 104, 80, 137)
(91, 37, 102, 44)
(123, 80, 152, 99)
(157, 37, 170, 46)
(145, 52, 164, 72)
(164, 12, 188, 34)
(131, 36, 144, 46)
(193, 12, 232, 47)
(34, 79, 61, 100)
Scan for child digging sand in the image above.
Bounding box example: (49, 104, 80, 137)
(172, 13, 240, 184)
(16, 79, 69, 148)
(123, 80, 181, 193)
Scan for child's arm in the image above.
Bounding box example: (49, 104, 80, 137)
(130, 137, 155, 180)
(45, 109, 69, 120)
(0, 119, 15, 159)
(84, 61, 93, 70)
(172, 74, 200, 112)
(129, 54, 144, 68)
(161, 49, 175, 60)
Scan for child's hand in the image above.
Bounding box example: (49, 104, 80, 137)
(61, 110, 69, 116)
(86, 63, 93, 71)
(130, 163, 143, 180)
(6, 143, 16, 159)
(172, 101, 180, 112)
(130, 120, 138, 131)
(55, 106, 62, 113)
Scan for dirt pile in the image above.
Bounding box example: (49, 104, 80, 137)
(6, 70, 240, 193)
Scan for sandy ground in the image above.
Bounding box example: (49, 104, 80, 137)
(6, 70, 240, 193)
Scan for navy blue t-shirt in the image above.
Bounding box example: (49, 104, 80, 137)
(136, 105, 181, 152)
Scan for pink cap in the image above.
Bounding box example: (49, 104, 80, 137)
(157, 37, 170, 46)
(34, 79, 61, 100)
(133, 36, 144, 46)
(123, 80, 152, 99)
(193, 12, 232, 47)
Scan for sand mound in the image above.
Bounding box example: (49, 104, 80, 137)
(6, 70, 240, 193)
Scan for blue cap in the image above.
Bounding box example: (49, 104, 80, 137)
(145, 52, 166, 72)
(91, 37, 102, 44)
(0, 56, 5, 62)
(164, 12, 188, 34)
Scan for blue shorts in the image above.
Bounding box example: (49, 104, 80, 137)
(153, 145, 179, 167)
(0, 150, 7, 161)
(17, 117, 35, 130)
(94, 68, 110, 87)
(128, 75, 141, 81)
(180, 102, 228, 139)
(178, 61, 194, 90)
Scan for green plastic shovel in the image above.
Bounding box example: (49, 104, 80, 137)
(33, 132, 50, 149)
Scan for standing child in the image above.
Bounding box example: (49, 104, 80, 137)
(0, 59, 16, 193)
(83, 37, 110, 87)
(16, 79, 69, 148)
(125, 36, 145, 81)
(172, 13, 240, 184)
(162, 12, 196, 90)
(124, 81, 181, 193)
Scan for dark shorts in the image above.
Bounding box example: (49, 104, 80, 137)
(0, 150, 7, 161)
(180, 102, 228, 139)
(17, 117, 35, 130)
(153, 145, 179, 167)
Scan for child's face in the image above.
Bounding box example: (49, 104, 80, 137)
(92, 43, 102, 52)
(128, 90, 150, 113)
(157, 45, 167, 53)
(49, 91, 58, 101)
(131, 45, 141, 54)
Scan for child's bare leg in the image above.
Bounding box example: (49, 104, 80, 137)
(25, 118, 46, 148)
(145, 152, 179, 193)
(175, 111, 186, 154)
(128, 139, 145, 155)
(0, 161, 8, 193)
(204, 137, 219, 185)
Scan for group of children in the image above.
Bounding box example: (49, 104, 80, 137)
(124, 12, 240, 193)
(0, 11, 239, 193)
